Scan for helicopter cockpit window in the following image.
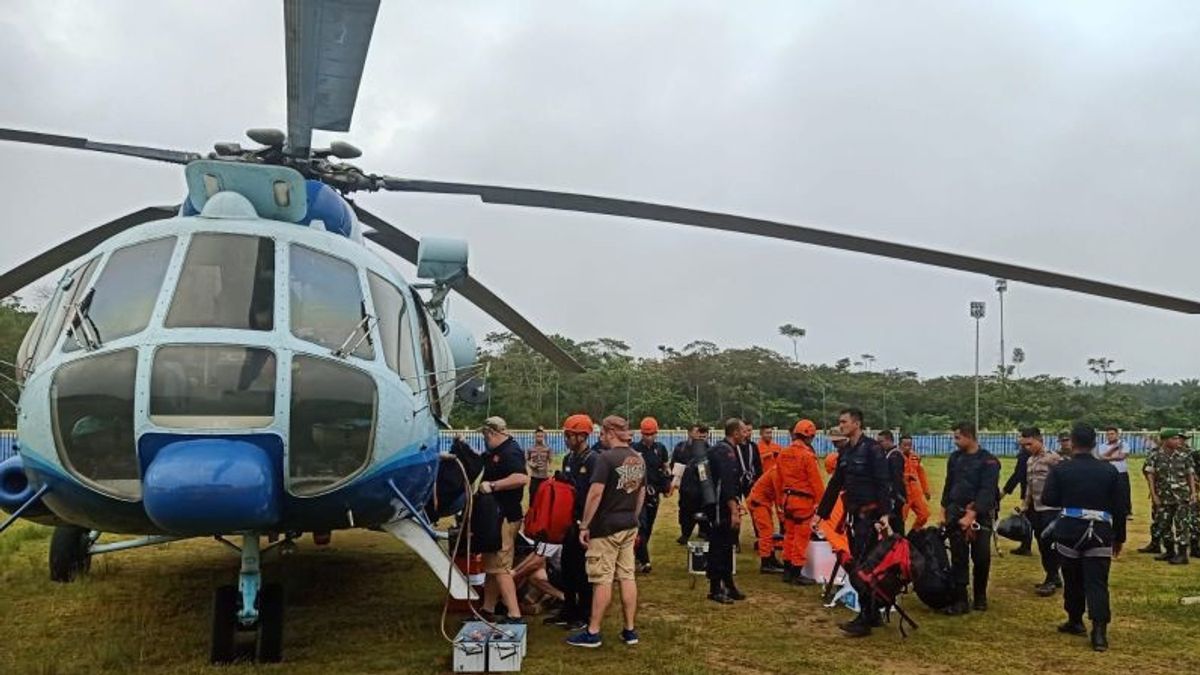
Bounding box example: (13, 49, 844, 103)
(150, 345, 276, 429)
(64, 237, 176, 352)
(35, 258, 98, 365)
(367, 272, 420, 391)
(51, 348, 140, 499)
(288, 355, 376, 496)
(166, 234, 275, 330)
(289, 245, 374, 360)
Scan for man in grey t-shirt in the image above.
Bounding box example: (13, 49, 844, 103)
(568, 416, 646, 649)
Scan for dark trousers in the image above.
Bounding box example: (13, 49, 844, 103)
(1028, 509, 1062, 583)
(706, 521, 736, 586)
(948, 520, 992, 601)
(847, 509, 884, 617)
(560, 524, 592, 622)
(636, 497, 660, 564)
(1061, 555, 1111, 623)
(528, 477, 546, 504)
(1117, 472, 1131, 516)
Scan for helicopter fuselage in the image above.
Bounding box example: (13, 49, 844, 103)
(11, 191, 456, 536)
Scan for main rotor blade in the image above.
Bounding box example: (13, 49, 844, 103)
(0, 128, 201, 165)
(284, 0, 380, 157)
(353, 205, 586, 373)
(379, 179, 1200, 314)
(0, 206, 178, 300)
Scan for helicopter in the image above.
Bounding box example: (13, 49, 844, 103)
(2, 0, 1200, 666)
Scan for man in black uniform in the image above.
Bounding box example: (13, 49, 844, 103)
(735, 420, 763, 497)
(876, 430, 908, 535)
(631, 417, 671, 573)
(548, 413, 599, 630)
(940, 421, 1001, 615)
(671, 424, 710, 544)
(1003, 443, 1033, 555)
(1042, 423, 1127, 652)
(814, 408, 894, 636)
(705, 418, 747, 604)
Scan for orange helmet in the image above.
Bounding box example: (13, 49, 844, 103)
(792, 419, 818, 437)
(563, 414, 594, 434)
(639, 417, 659, 434)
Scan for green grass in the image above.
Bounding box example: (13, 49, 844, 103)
(1, 457, 1198, 674)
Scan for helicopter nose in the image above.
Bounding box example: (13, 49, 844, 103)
(142, 438, 281, 535)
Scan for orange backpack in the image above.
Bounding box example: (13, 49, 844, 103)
(524, 476, 575, 544)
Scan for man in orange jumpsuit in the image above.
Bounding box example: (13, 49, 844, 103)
(757, 425, 785, 476)
(899, 434, 932, 530)
(778, 419, 826, 585)
(746, 466, 785, 573)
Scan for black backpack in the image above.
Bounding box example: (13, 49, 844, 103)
(469, 492, 503, 554)
(678, 444, 718, 518)
(906, 526, 955, 610)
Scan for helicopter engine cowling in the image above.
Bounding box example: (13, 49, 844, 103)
(0, 455, 57, 523)
(142, 437, 282, 535)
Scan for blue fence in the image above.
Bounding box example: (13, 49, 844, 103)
(439, 429, 1183, 459)
(1, 429, 1188, 464)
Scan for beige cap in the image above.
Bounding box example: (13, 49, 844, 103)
(480, 416, 508, 434)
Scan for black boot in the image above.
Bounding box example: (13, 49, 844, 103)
(781, 563, 796, 584)
(1154, 545, 1176, 562)
(1011, 544, 1032, 556)
(1191, 543, 1200, 559)
(941, 588, 970, 616)
(1057, 619, 1087, 636)
(1168, 551, 1189, 565)
(839, 612, 872, 637)
(1136, 540, 1161, 554)
(760, 556, 784, 574)
(1090, 622, 1109, 652)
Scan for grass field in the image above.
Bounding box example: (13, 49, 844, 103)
(1, 457, 1199, 674)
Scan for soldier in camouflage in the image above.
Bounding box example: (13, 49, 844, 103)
(1138, 437, 1163, 554)
(1145, 429, 1197, 564)
(1188, 440, 1200, 558)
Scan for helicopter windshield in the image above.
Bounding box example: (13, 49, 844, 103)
(288, 355, 376, 496)
(289, 245, 373, 360)
(51, 348, 140, 499)
(63, 237, 175, 352)
(165, 234, 274, 330)
(149, 345, 276, 429)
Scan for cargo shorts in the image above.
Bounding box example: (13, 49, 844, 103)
(484, 519, 522, 575)
(585, 527, 638, 584)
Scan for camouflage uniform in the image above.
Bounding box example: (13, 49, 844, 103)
(1188, 446, 1200, 553)
(1146, 448, 1197, 552)
(1143, 445, 1163, 546)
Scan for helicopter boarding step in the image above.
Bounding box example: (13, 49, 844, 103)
(380, 518, 477, 601)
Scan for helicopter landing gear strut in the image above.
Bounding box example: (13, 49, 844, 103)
(210, 534, 284, 664)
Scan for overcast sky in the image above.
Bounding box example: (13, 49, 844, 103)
(2, 1, 1198, 382)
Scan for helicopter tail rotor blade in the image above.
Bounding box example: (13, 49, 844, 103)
(0, 205, 178, 300)
(285, 0, 381, 157)
(354, 205, 585, 373)
(0, 128, 202, 165)
(377, 179, 1200, 315)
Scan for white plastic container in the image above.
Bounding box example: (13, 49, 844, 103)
(452, 621, 527, 673)
(802, 540, 847, 585)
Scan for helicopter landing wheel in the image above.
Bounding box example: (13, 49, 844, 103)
(209, 583, 285, 664)
(49, 525, 93, 582)
(256, 583, 284, 663)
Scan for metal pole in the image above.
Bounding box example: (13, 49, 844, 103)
(554, 374, 559, 423)
(974, 316, 981, 431)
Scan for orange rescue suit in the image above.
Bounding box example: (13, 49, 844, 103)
(757, 438, 785, 477)
(823, 450, 838, 477)
(901, 451, 932, 530)
(775, 439, 826, 567)
(747, 468, 783, 558)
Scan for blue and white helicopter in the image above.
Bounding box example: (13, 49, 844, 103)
(2, 0, 1199, 665)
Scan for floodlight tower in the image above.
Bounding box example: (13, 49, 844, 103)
(996, 279, 1008, 380)
(970, 301, 987, 431)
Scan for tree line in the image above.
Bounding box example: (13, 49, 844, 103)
(2, 300, 1197, 433)
(454, 331, 1200, 433)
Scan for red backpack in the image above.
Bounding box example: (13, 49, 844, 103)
(854, 533, 925, 637)
(524, 476, 575, 544)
